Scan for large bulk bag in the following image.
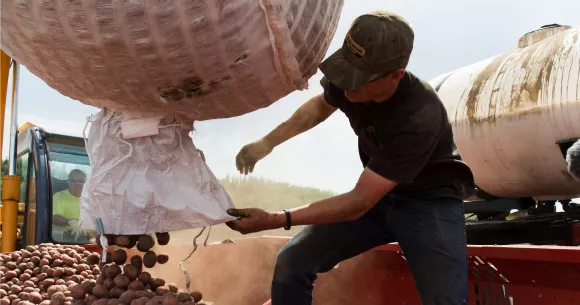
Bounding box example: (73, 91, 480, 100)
(78, 109, 236, 235)
(0, 0, 344, 121)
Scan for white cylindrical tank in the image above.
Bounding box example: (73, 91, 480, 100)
(430, 25, 580, 200)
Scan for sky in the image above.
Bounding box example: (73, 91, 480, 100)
(2, 0, 580, 194)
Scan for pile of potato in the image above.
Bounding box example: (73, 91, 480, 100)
(0, 243, 101, 305)
(1, 233, 208, 305)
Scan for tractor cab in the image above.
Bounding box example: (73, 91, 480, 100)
(0, 122, 94, 250)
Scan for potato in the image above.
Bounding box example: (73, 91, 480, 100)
(127, 281, 144, 291)
(28, 292, 42, 304)
(130, 298, 148, 305)
(52, 260, 64, 268)
(18, 292, 29, 301)
(154, 233, 170, 246)
(150, 279, 165, 291)
(118, 291, 136, 304)
(65, 297, 73, 302)
(22, 282, 34, 289)
(80, 272, 89, 279)
(0, 284, 9, 291)
(95, 275, 105, 286)
(64, 268, 76, 277)
(62, 256, 75, 267)
(122, 265, 139, 282)
(155, 256, 168, 265)
(176, 293, 190, 303)
(22, 288, 35, 294)
(142, 253, 156, 269)
(106, 300, 120, 305)
(50, 292, 65, 305)
(104, 265, 121, 280)
(10, 298, 20, 305)
(76, 264, 88, 273)
(69, 285, 85, 300)
(39, 301, 50, 305)
(47, 285, 66, 298)
(81, 281, 96, 294)
(6, 262, 17, 270)
(91, 299, 107, 305)
(91, 286, 108, 299)
(41, 279, 55, 288)
(166, 285, 177, 294)
(19, 274, 32, 282)
(70, 276, 83, 284)
(113, 275, 130, 289)
(52, 268, 64, 278)
(145, 296, 163, 305)
(108, 287, 125, 299)
(84, 295, 98, 305)
(86, 255, 100, 266)
(110, 250, 127, 266)
(103, 279, 114, 291)
(130, 256, 142, 270)
(1, 299, 10, 305)
(114, 236, 131, 248)
(55, 280, 66, 286)
(136, 236, 154, 253)
(91, 268, 100, 276)
(5, 271, 17, 280)
(137, 272, 152, 286)
(161, 293, 177, 305)
(154, 287, 169, 296)
(38, 260, 49, 268)
(190, 292, 202, 303)
(10, 286, 22, 295)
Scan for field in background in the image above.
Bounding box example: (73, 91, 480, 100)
(169, 175, 336, 245)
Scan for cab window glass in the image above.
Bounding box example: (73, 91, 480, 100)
(47, 140, 95, 244)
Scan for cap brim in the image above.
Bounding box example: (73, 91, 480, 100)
(319, 49, 384, 91)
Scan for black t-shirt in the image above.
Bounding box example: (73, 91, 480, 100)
(320, 71, 475, 200)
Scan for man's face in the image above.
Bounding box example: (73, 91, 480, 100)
(68, 173, 86, 197)
(344, 69, 406, 103)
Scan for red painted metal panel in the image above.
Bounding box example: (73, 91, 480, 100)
(372, 244, 580, 304)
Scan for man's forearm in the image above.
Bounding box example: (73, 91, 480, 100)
(262, 94, 335, 148)
(53, 214, 70, 226)
(271, 190, 374, 227)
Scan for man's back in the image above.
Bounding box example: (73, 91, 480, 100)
(321, 71, 475, 200)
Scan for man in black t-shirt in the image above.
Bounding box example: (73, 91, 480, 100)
(226, 11, 475, 305)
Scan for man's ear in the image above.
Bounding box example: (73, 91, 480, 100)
(391, 68, 406, 81)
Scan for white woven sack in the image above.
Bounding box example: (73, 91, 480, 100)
(0, 0, 343, 121)
(78, 109, 235, 235)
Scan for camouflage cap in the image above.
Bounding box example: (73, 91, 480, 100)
(319, 11, 414, 90)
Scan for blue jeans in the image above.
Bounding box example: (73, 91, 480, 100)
(271, 194, 468, 305)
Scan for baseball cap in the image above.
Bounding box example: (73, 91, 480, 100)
(319, 11, 414, 90)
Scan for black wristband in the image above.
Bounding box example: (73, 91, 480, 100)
(282, 210, 292, 230)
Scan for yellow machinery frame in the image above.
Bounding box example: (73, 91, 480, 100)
(1, 49, 22, 253)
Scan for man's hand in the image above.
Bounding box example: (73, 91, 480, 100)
(225, 208, 284, 234)
(67, 219, 90, 240)
(236, 140, 273, 175)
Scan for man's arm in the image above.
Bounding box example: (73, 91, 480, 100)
(282, 167, 398, 225)
(52, 214, 71, 227)
(261, 93, 337, 148)
(226, 167, 398, 234)
(236, 93, 337, 174)
(52, 196, 71, 226)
